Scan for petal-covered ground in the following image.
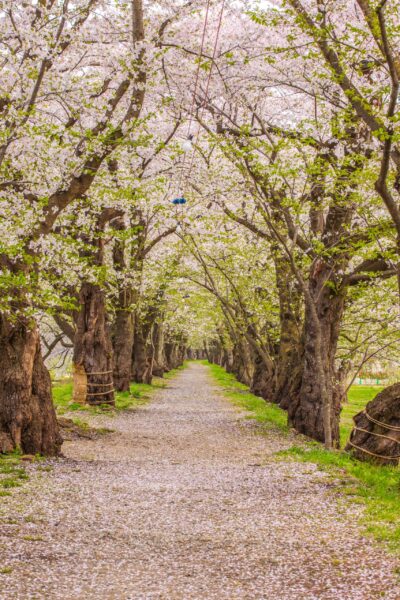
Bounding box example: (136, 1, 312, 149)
(0, 363, 399, 599)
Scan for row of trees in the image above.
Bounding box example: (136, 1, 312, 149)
(0, 0, 399, 464)
(167, 0, 400, 462)
(0, 0, 202, 455)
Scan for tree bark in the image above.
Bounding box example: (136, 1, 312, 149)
(113, 306, 134, 391)
(112, 283, 135, 393)
(73, 283, 115, 406)
(231, 340, 253, 386)
(164, 340, 184, 370)
(273, 254, 303, 407)
(223, 347, 234, 372)
(209, 340, 223, 365)
(0, 315, 61, 455)
(346, 383, 400, 465)
(287, 263, 345, 447)
(250, 349, 276, 399)
(132, 319, 153, 384)
(278, 340, 304, 412)
(177, 342, 187, 367)
(164, 341, 176, 371)
(152, 321, 166, 377)
(111, 215, 135, 392)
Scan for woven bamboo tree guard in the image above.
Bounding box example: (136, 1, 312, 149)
(72, 366, 115, 405)
(72, 363, 87, 404)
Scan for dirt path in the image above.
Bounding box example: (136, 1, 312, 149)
(0, 363, 399, 599)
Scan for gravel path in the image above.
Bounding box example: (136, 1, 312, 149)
(1, 363, 399, 599)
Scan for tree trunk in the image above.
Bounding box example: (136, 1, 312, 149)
(231, 343, 242, 379)
(203, 343, 211, 363)
(164, 341, 182, 370)
(278, 341, 304, 412)
(164, 342, 175, 370)
(287, 264, 345, 447)
(336, 360, 352, 405)
(177, 342, 187, 367)
(152, 322, 166, 377)
(223, 347, 234, 372)
(111, 214, 136, 392)
(132, 320, 153, 384)
(346, 384, 400, 465)
(231, 341, 253, 386)
(273, 255, 303, 407)
(0, 315, 61, 455)
(113, 301, 134, 392)
(250, 349, 276, 400)
(73, 283, 114, 406)
(209, 340, 223, 365)
(222, 347, 233, 371)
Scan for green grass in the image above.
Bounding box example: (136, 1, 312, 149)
(163, 362, 188, 380)
(206, 362, 400, 553)
(0, 366, 187, 495)
(341, 385, 384, 447)
(53, 380, 159, 415)
(52, 364, 188, 416)
(204, 362, 289, 432)
(280, 444, 400, 551)
(52, 382, 74, 412)
(0, 452, 29, 496)
(0, 567, 13, 575)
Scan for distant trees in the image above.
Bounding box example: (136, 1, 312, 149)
(0, 0, 185, 453)
(159, 0, 400, 458)
(1, 0, 399, 463)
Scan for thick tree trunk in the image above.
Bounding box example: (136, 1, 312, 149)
(152, 322, 166, 377)
(73, 283, 114, 406)
(231, 341, 253, 386)
(346, 384, 400, 465)
(287, 265, 345, 447)
(132, 320, 153, 384)
(164, 341, 183, 370)
(223, 347, 234, 372)
(231, 343, 242, 379)
(278, 342, 304, 411)
(177, 342, 187, 367)
(276, 312, 304, 412)
(250, 349, 275, 400)
(111, 215, 136, 392)
(113, 303, 134, 392)
(164, 342, 175, 370)
(273, 256, 303, 407)
(222, 347, 233, 371)
(0, 315, 61, 455)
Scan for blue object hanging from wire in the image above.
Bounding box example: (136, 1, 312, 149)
(171, 197, 187, 205)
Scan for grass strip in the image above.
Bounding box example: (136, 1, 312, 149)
(206, 361, 400, 552)
(204, 361, 288, 432)
(52, 362, 188, 416)
(0, 451, 30, 498)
